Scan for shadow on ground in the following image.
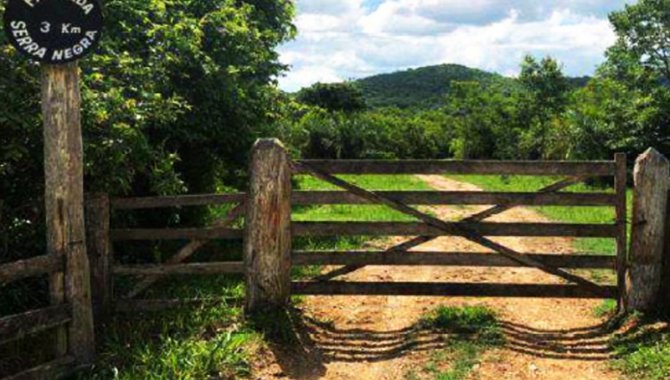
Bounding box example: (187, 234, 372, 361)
(261, 309, 668, 378)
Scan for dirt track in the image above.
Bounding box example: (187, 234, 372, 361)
(254, 175, 618, 380)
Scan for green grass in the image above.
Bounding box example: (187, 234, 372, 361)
(408, 306, 504, 380)
(449, 175, 633, 255)
(593, 299, 618, 318)
(611, 315, 670, 380)
(84, 300, 257, 379)
(292, 174, 432, 222)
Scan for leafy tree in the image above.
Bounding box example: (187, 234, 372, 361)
(445, 81, 524, 159)
(518, 56, 570, 158)
(0, 0, 295, 259)
(296, 82, 367, 112)
(607, 0, 670, 82)
(562, 0, 670, 160)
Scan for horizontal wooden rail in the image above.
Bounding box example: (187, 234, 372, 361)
(0, 304, 71, 345)
(109, 190, 616, 210)
(113, 262, 244, 276)
(110, 227, 243, 241)
(292, 282, 617, 298)
(292, 222, 618, 238)
(4, 355, 76, 380)
(292, 251, 616, 269)
(294, 160, 616, 176)
(0, 255, 63, 285)
(292, 191, 616, 206)
(111, 193, 245, 210)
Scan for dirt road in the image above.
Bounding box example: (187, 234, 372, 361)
(254, 175, 618, 380)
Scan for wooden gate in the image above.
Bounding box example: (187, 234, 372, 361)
(289, 154, 627, 300)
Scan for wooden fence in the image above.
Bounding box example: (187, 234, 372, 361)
(0, 255, 88, 378)
(3, 140, 670, 378)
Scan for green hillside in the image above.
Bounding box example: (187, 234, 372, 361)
(352, 64, 590, 109)
(354, 64, 514, 108)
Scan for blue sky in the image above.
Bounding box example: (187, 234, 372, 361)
(278, 0, 636, 92)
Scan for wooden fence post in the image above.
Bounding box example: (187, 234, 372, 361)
(626, 148, 670, 312)
(42, 63, 95, 363)
(661, 184, 670, 312)
(86, 193, 112, 319)
(244, 139, 292, 314)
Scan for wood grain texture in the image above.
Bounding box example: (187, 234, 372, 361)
(626, 148, 670, 312)
(293, 251, 616, 269)
(294, 159, 616, 176)
(42, 63, 94, 362)
(0, 255, 62, 286)
(292, 282, 617, 298)
(85, 193, 112, 319)
(292, 222, 617, 238)
(292, 191, 615, 206)
(244, 139, 293, 313)
(614, 153, 628, 310)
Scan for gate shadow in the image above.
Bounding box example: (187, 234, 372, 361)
(264, 310, 633, 376)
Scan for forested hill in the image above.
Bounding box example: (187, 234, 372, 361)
(353, 63, 589, 109)
(355, 64, 508, 108)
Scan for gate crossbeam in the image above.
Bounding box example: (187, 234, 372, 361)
(295, 161, 607, 297)
(313, 174, 585, 282)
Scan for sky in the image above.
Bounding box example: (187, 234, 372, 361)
(277, 0, 636, 92)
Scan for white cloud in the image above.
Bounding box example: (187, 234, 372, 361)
(278, 0, 635, 92)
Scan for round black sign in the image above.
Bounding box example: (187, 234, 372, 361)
(3, 0, 103, 64)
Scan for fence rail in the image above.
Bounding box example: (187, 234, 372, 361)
(292, 251, 616, 269)
(111, 190, 616, 209)
(293, 159, 617, 176)
(0, 255, 63, 285)
(292, 222, 618, 238)
(291, 282, 618, 298)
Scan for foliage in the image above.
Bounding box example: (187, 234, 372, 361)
(280, 107, 452, 160)
(296, 82, 366, 112)
(356, 63, 515, 109)
(565, 0, 670, 160)
(0, 0, 295, 262)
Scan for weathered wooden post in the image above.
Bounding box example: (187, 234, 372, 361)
(244, 139, 293, 314)
(661, 179, 670, 311)
(43, 63, 96, 363)
(4, 0, 105, 364)
(626, 148, 670, 312)
(86, 193, 113, 319)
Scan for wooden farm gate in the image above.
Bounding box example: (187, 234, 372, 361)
(288, 154, 628, 300)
